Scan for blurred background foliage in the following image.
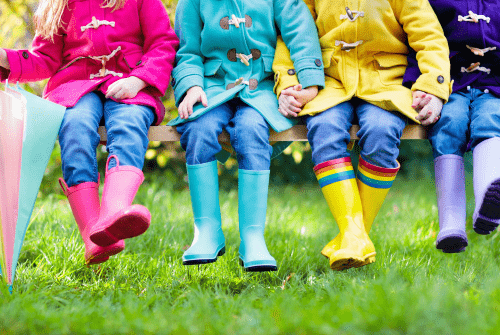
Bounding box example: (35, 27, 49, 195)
(0, 0, 443, 196)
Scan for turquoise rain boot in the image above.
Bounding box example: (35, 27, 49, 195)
(182, 161, 226, 265)
(238, 170, 277, 272)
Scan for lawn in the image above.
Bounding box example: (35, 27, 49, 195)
(1, 158, 499, 334)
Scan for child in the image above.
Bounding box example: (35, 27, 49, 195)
(404, 1, 500, 253)
(0, 0, 178, 264)
(275, 0, 451, 270)
(170, 0, 324, 271)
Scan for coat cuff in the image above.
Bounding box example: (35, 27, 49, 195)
(297, 68, 325, 90)
(412, 73, 452, 103)
(4, 49, 22, 82)
(130, 66, 166, 96)
(173, 73, 204, 106)
(273, 70, 300, 97)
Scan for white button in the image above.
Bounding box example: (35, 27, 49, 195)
(484, 89, 490, 94)
(467, 86, 471, 91)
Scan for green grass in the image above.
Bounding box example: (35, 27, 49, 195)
(1, 168, 499, 334)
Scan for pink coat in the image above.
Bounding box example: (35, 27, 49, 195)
(0, 0, 178, 125)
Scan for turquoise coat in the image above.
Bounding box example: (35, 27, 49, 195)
(169, 0, 325, 160)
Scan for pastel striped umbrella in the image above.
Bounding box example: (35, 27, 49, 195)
(0, 88, 26, 291)
(0, 84, 65, 292)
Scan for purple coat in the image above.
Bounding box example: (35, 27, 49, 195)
(0, 0, 179, 125)
(403, 0, 500, 96)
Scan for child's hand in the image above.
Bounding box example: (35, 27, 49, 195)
(178, 86, 208, 119)
(0, 49, 10, 70)
(278, 85, 302, 117)
(105, 76, 147, 100)
(278, 84, 318, 118)
(412, 90, 443, 126)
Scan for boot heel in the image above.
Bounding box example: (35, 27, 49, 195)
(478, 179, 500, 220)
(239, 258, 278, 272)
(182, 245, 225, 265)
(436, 235, 468, 252)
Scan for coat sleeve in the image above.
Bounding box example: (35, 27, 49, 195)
(272, 0, 324, 97)
(391, 0, 452, 102)
(0, 32, 64, 83)
(131, 0, 179, 96)
(171, 0, 205, 106)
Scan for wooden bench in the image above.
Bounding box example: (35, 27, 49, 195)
(98, 124, 427, 142)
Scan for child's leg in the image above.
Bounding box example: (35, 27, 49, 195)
(58, 92, 124, 263)
(59, 92, 103, 187)
(226, 103, 275, 271)
(89, 101, 155, 246)
(176, 103, 234, 265)
(306, 102, 375, 271)
(354, 101, 406, 263)
(470, 90, 500, 234)
(428, 91, 470, 252)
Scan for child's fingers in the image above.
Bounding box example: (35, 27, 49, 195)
(178, 102, 187, 119)
(279, 106, 297, 118)
(415, 105, 431, 122)
(288, 96, 302, 108)
(200, 91, 208, 107)
(293, 84, 303, 91)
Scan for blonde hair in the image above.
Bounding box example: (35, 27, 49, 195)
(34, 0, 126, 41)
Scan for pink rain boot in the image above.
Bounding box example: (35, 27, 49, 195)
(59, 178, 125, 265)
(89, 155, 151, 247)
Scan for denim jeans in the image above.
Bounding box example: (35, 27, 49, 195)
(176, 99, 272, 170)
(59, 92, 155, 187)
(306, 98, 407, 168)
(429, 87, 500, 158)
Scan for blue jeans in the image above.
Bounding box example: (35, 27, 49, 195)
(306, 98, 407, 168)
(176, 99, 272, 170)
(59, 92, 155, 187)
(429, 87, 500, 158)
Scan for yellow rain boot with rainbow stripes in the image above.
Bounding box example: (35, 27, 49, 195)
(314, 157, 376, 270)
(321, 157, 399, 266)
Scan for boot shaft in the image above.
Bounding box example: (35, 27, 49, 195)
(473, 137, 500, 206)
(434, 155, 466, 229)
(356, 157, 399, 232)
(59, 178, 100, 235)
(187, 161, 221, 222)
(314, 157, 364, 231)
(100, 155, 144, 215)
(238, 169, 270, 236)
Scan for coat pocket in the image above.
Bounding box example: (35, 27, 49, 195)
(373, 53, 408, 86)
(203, 59, 225, 88)
(323, 49, 342, 88)
(123, 51, 144, 70)
(262, 55, 274, 74)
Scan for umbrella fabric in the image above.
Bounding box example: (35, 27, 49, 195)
(0, 84, 65, 292)
(10, 85, 65, 290)
(0, 89, 26, 288)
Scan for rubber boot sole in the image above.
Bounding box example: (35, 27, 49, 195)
(475, 179, 500, 234)
(330, 252, 376, 271)
(436, 234, 468, 253)
(86, 243, 125, 265)
(239, 259, 277, 272)
(183, 247, 226, 265)
(91, 205, 150, 247)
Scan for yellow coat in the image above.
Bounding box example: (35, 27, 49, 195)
(272, 0, 452, 122)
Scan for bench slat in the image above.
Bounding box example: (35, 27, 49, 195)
(98, 124, 426, 143)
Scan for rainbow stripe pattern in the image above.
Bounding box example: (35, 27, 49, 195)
(314, 157, 355, 188)
(357, 157, 399, 189)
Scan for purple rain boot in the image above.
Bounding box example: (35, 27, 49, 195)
(473, 137, 500, 235)
(434, 155, 468, 253)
